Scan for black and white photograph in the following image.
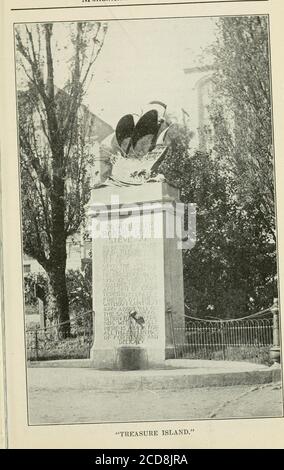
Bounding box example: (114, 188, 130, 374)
(13, 13, 283, 426)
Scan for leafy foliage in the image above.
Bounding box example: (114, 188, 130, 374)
(161, 20, 276, 323)
(66, 265, 92, 315)
(209, 16, 274, 237)
(24, 267, 92, 315)
(24, 272, 48, 305)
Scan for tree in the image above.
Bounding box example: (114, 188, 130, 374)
(208, 16, 277, 309)
(208, 16, 275, 241)
(161, 122, 276, 319)
(16, 22, 107, 336)
(24, 266, 93, 329)
(161, 129, 246, 319)
(161, 17, 276, 319)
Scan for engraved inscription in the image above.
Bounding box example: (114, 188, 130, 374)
(102, 238, 160, 343)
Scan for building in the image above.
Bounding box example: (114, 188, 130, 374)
(23, 234, 92, 275)
(183, 64, 215, 153)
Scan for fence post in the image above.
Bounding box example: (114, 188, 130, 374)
(34, 328, 39, 361)
(220, 321, 226, 360)
(167, 307, 177, 359)
(270, 299, 281, 364)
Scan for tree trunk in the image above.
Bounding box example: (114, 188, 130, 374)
(46, 266, 70, 338)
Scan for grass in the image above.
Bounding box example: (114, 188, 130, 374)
(27, 336, 92, 361)
(27, 337, 273, 365)
(177, 346, 273, 366)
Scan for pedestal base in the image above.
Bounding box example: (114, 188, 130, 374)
(165, 346, 177, 360)
(90, 346, 167, 369)
(270, 346, 281, 364)
(90, 348, 116, 370)
(115, 346, 148, 370)
(88, 182, 185, 371)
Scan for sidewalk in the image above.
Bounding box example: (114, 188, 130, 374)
(27, 365, 283, 425)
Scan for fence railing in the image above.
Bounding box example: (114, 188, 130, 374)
(26, 310, 93, 361)
(26, 302, 280, 364)
(173, 304, 279, 364)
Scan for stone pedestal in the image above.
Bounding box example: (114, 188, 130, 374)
(87, 182, 185, 369)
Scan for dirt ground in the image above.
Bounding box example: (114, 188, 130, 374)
(27, 367, 283, 425)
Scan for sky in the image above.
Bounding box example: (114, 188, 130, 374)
(83, 17, 217, 126)
(16, 17, 217, 128)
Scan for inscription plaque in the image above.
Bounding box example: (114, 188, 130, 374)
(102, 237, 160, 344)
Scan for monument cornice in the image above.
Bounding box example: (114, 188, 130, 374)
(87, 200, 185, 218)
(87, 181, 180, 208)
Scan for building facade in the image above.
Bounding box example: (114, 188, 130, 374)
(183, 64, 215, 153)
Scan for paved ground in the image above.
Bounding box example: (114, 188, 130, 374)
(27, 366, 283, 425)
(29, 358, 270, 372)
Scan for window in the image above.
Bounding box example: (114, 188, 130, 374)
(24, 264, 31, 273)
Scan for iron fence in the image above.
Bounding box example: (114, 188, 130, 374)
(26, 311, 93, 361)
(173, 307, 277, 364)
(26, 303, 280, 365)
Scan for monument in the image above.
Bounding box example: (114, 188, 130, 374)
(87, 102, 185, 369)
